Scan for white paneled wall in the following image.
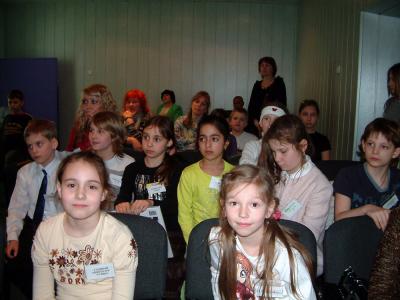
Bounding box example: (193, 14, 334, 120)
(354, 12, 400, 159)
(3, 0, 298, 147)
(296, 0, 378, 160)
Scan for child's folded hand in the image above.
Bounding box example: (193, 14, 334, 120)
(130, 199, 154, 215)
(364, 204, 391, 230)
(6, 240, 19, 259)
(115, 202, 131, 214)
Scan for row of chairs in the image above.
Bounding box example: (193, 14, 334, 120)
(109, 212, 382, 299)
(0, 213, 381, 299)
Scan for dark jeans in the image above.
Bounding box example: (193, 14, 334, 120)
(5, 217, 36, 299)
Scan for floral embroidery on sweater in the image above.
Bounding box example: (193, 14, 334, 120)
(48, 245, 100, 285)
(47, 240, 136, 285)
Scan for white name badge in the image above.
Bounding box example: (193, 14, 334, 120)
(209, 176, 221, 190)
(254, 280, 287, 298)
(109, 173, 122, 187)
(383, 194, 399, 209)
(146, 182, 166, 198)
(282, 200, 302, 218)
(85, 263, 115, 281)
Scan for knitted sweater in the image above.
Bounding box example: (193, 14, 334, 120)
(275, 156, 332, 275)
(369, 207, 400, 299)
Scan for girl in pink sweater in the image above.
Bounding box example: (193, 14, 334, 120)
(258, 114, 332, 275)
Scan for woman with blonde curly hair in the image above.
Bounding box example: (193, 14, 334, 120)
(122, 89, 151, 151)
(66, 84, 117, 151)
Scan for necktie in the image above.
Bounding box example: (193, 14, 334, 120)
(32, 169, 47, 227)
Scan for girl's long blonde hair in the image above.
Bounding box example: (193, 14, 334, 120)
(215, 165, 314, 300)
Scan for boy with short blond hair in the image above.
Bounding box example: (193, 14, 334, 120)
(229, 108, 257, 152)
(6, 119, 66, 298)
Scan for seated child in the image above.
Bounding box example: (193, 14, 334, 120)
(178, 115, 234, 243)
(240, 103, 287, 165)
(229, 108, 258, 152)
(210, 108, 238, 158)
(1, 89, 32, 166)
(89, 111, 135, 210)
(209, 165, 315, 299)
(298, 99, 331, 161)
(334, 118, 400, 230)
(6, 119, 66, 298)
(258, 114, 332, 275)
(32, 151, 137, 299)
(115, 115, 185, 298)
(233, 95, 244, 111)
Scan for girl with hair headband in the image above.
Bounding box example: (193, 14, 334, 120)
(66, 84, 117, 151)
(240, 103, 287, 165)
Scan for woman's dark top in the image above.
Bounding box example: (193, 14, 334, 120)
(247, 76, 287, 135)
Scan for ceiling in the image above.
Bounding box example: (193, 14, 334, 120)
(365, 0, 400, 18)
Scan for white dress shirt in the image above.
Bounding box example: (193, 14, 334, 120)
(6, 151, 67, 241)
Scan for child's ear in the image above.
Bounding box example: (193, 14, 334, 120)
(224, 139, 230, 150)
(167, 139, 173, 148)
(56, 182, 62, 199)
(392, 147, 400, 159)
(361, 140, 367, 153)
(51, 138, 59, 150)
(299, 139, 308, 153)
(265, 199, 276, 219)
(101, 190, 108, 202)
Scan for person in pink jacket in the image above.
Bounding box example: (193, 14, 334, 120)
(258, 114, 332, 275)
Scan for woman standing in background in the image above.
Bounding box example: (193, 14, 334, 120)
(383, 63, 400, 124)
(247, 56, 287, 136)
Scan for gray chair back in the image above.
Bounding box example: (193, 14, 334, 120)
(280, 219, 318, 275)
(110, 213, 168, 300)
(323, 216, 383, 284)
(315, 160, 360, 181)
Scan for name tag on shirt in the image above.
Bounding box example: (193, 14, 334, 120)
(146, 182, 166, 199)
(382, 193, 399, 209)
(282, 200, 302, 218)
(109, 173, 122, 187)
(85, 263, 115, 281)
(209, 176, 221, 190)
(254, 280, 287, 298)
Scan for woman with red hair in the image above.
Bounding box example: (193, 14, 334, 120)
(122, 89, 151, 151)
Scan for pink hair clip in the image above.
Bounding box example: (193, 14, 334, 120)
(272, 209, 282, 221)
